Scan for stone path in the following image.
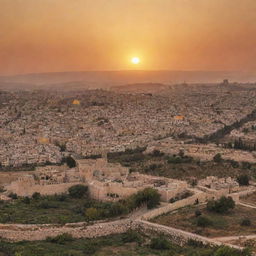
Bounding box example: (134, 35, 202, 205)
(215, 234, 256, 242)
(238, 202, 256, 209)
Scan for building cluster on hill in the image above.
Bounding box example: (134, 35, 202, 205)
(0, 84, 256, 168)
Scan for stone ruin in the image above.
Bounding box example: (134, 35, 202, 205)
(77, 158, 189, 202)
(4, 165, 81, 197)
(197, 176, 240, 200)
(4, 158, 245, 204)
(3, 158, 190, 202)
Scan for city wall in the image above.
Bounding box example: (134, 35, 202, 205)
(5, 182, 80, 197)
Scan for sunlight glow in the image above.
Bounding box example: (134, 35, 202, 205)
(131, 57, 140, 65)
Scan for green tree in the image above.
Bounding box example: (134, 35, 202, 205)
(65, 156, 76, 168)
(150, 237, 170, 250)
(132, 187, 161, 209)
(237, 175, 250, 186)
(122, 230, 143, 244)
(207, 196, 235, 214)
(68, 184, 88, 198)
(214, 246, 251, 256)
(196, 216, 212, 227)
(46, 233, 74, 244)
(213, 153, 222, 163)
(85, 207, 100, 221)
(32, 192, 41, 200)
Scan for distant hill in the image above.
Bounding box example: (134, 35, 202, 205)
(0, 70, 255, 90)
(110, 83, 168, 94)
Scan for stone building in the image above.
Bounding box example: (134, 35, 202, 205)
(77, 158, 188, 202)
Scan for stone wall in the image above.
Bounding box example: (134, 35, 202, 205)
(0, 171, 34, 186)
(133, 220, 242, 250)
(0, 217, 242, 251)
(235, 187, 256, 199)
(140, 191, 209, 220)
(5, 182, 80, 197)
(0, 219, 132, 241)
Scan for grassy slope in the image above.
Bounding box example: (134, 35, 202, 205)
(152, 205, 256, 237)
(0, 195, 119, 224)
(0, 233, 232, 256)
(108, 149, 256, 181)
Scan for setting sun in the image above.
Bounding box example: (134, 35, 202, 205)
(131, 57, 140, 65)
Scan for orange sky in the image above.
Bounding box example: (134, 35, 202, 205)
(0, 0, 256, 75)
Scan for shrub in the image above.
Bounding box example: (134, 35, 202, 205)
(46, 233, 74, 244)
(190, 179, 198, 187)
(32, 192, 41, 200)
(38, 201, 58, 209)
(169, 190, 193, 203)
(82, 243, 97, 255)
(109, 202, 128, 216)
(0, 187, 6, 193)
(151, 149, 164, 157)
(194, 198, 199, 205)
(122, 230, 143, 244)
(237, 175, 250, 186)
(65, 156, 76, 168)
(242, 162, 252, 170)
(178, 149, 185, 158)
(167, 154, 192, 164)
(21, 196, 30, 204)
(241, 218, 251, 226)
(167, 156, 182, 164)
(187, 239, 204, 248)
(68, 184, 88, 198)
(196, 216, 212, 227)
(214, 246, 252, 256)
(131, 187, 161, 209)
(8, 192, 18, 200)
(195, 210, 202, 217)
(150, 237, 170, 250)
(229, 160, 239, 168)
(84, 207, 100, 221)
(207, 196, 235, 214)
(55, 193, 68, 201)
(213, 153, 222, 163)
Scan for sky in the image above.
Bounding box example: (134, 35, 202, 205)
(0, 0, 256, 75)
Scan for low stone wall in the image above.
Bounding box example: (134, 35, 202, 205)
(134, 220, 219, 246)
(140, 191, 208, 220)
(235, 187, 256, 199)
(133, 220, 242, 250)
(0, 219, 132, 241)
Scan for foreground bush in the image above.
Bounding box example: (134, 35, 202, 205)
(122, 230, 143, 244)
(150, 237, 171, 250)
(64, 156, 76, 168)
(207, 196, 235, 214)
(213, 153, 222, 163)
(129, 187, 161, 209)
(84, 207, 101, 221)
(46, 233, 74, 244)
(8, 193, 18, 200)
(196, 216, 212, 227)
(241, 218, 251, 226)
(214, 246, 251, 256)
(237, 174, 250, 186)
(32, 192, 41, 200)
(68, 185, 88, 198)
